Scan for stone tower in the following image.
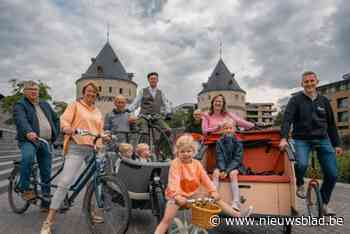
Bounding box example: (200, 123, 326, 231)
(76, 42, 137, 116)
(198, 58, 246, 117)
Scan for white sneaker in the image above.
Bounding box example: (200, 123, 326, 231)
(241, 206, 254, 217)
(323, 204, 336, 216)
(296, 185, 306, 199)
(40, 221, 53, 234)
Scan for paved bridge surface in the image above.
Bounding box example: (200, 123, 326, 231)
(0, 129, 349, 234)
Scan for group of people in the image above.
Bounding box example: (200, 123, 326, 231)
(12, 70, 343, 234)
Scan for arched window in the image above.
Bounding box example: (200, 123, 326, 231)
(97, 66, 103, 74)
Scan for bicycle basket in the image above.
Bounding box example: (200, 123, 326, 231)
(191, 202, 221, 229)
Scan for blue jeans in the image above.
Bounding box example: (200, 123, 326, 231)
(293, 138, 337, 204)
(19, 141, 52, 197)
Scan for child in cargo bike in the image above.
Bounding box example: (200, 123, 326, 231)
(155, 135, 252, 234)
(212, 119, 248, 212)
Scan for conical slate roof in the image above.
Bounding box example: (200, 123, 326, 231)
(81, 42, 129, 80)
(199, 58, 245, 95)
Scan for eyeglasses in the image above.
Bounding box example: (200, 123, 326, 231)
(24, 88, 39, 91)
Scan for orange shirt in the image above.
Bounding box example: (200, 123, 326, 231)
(165, 158, 216, 200)
(61, 100, 103, 147)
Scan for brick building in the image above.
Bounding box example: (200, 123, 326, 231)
(317, 73, 350, 136)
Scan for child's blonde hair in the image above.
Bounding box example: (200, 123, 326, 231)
(174, 134, 197, 154)
(222, 118, 236, 128)
(119, 143, 133, 153)
(136, 143, 149, 155)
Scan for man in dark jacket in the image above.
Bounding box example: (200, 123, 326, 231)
(279, 71, 343, 215)
(13, 81, 60, 210)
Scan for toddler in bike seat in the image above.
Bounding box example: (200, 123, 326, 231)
(155, 135, 253, 234)
(212, 119, 249, 212)
(135, 143, 152, 162)
(118, 143, 134, 159)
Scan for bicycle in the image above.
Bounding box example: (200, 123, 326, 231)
(169, 197, 221, 234)
(8, 130, 131, 234)
(306, 148, 324, 218)
(287, 140, 324, 218)
(135, 113, 173, 161)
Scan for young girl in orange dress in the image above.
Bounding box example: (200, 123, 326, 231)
(155, 135, 252, 234)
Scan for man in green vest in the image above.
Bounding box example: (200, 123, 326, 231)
(127, 72, 172, 135)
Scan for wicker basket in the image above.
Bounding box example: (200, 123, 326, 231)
(191, 202, 222, 229)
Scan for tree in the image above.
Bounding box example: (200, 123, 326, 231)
(274, 110, 284, 127)
(168, 110, 191, 129)
(53, 101, 68, 116)
(1, 79, 53, 124)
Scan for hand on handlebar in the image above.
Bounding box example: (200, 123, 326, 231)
(26, 132, 38, 142)
(279, 138, 288, 151)
(63, 127, 75, 136)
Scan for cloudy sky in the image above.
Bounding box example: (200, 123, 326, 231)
(0, 0, 349, 107)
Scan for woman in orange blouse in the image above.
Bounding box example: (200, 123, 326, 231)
(41, 82, 110, 234)
(155, 135, 250, 234)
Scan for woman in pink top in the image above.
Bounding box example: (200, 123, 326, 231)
(202, 94, 254, 134)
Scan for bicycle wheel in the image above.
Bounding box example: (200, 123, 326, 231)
(154, 188, 166, 223)
(8, 167, 31, 214)
(169, 217, 185, 234)
(306, 182, 324, 217)
(83, 175, 131, 234)
(152, 125, 173, 160)
(169, 218, 208, 234)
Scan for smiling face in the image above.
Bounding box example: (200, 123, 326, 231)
(114, 95, 127, 111)
(302, 73, 319, 95)
(82, 84, 98, 105)
(148, 74, 158, 88)
(139, 145, 151, 159)
(177, 145, 195, 164)
(23, 85, 39, 103)
(213, 96, 224, 113)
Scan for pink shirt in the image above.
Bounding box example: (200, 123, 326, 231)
(202, 112, 254, 134)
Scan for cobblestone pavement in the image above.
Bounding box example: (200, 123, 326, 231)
(0, 183, 349, 234)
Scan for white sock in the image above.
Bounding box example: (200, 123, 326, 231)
(230, 180, 240, 208)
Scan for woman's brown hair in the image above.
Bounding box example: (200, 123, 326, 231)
(209, 94, 227, 115)
(82, 82, 100, 97)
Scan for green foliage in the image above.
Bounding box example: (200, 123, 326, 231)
(274, 110, 284, 126)
(305, 151, 350, 183)
(53, 101, 68, 117)
(1, 79, 53, 124)
(168, 110, 191, 128)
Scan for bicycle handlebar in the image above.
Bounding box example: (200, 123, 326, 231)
(186, 197, 215, 204)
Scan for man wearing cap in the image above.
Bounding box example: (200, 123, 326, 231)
(13, 81, 60, 211)
(127, 72, 172, 135)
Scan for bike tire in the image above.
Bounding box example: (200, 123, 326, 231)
(8, 167, 31, 214)
(151, 125, 173, 160)
(306, 182, 324, 217)
(154, 188, 166, 223)
(83, 175, 131, 234)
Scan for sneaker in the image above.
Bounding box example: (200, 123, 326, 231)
(323, 204, 336, 216)
(91, 210, 104, 224)
(40, 221, 53, 234)
(241, 206, 254, 217)
(231, 202, 241, 212)
(21, 190, 36, 201)
(296, 185, 306, 199)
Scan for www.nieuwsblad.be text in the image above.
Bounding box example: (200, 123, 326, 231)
(209, 215, 344, 227)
